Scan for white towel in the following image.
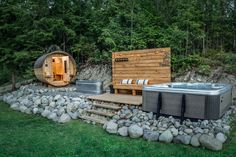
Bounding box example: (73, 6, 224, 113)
(136, 79, 149, 85)
(121, 79, 133, 84)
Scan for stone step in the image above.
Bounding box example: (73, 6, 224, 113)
(92, 103, 121, 110)
(86, 109, 115, 117)
(80, 115, 107, 124)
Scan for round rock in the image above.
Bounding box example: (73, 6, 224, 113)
(159, 130, 173, 143)
(199, 134, 223, 151)
(216, 132, 227, 143)
(58, 113, 71, 123)
(170, 127, 178, 136)
(184, 128, 193, 134)
(190, 134, 201, 147)
(19, 105, 27, 113)
(143, 130, 159, 141)
(118, 126, 128, 136)
(128, 124, 143, 138)
(41, 110, 50, 117)
(106, 121, 118, 134)
(48, 112, 58, 122)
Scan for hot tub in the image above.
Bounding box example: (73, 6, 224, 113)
(76, 80, 103, 94)
(142, 83, 232, 120)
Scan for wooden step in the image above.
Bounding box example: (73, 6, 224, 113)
(92, 103, 121, 110)
(86, 110, 114, 117)
(80, 115, 107, 124)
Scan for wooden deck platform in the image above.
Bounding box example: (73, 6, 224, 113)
(87, 93, 142, 106)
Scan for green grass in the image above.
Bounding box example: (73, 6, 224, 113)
(0, 102, 236, 157)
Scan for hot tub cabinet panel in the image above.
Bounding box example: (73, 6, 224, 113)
(142, 83, 232, 120)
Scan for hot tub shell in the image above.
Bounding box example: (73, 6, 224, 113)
(76, 80, 103, 94)
(142, 83, 232, 120)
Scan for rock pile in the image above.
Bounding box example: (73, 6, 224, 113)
(2, 84, 236, 151)
(2, 84, 91, 123)
(103, 105, 236, 151)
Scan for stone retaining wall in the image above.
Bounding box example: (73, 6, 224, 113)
(1, 84, 236, 151)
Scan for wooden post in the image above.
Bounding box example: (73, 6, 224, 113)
(11, 70, 16, 91)
(132, 90, 136, 96)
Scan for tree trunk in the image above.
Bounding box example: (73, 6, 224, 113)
(11, 71, 16, 91)
(185, 28, 189, 56)
(220, 38, 223, 52)
(202, 34, 205, 55)
(234, 33, 236, 51)
(130, 0, 134, 49)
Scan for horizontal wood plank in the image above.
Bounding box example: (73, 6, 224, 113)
(88, 93, 142, 106)
(113, 48, 170, 55)
(112, 48, 171, 94)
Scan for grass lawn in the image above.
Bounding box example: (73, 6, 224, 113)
(0, 102, 236, 157)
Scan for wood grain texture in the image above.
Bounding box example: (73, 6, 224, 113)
(112, 48, 171, 94)
(88, 93, 142, 106)
(34, 51, 77, 87)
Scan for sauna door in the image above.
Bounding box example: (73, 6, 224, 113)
(52, 57, 63, 81)
(62, 56, 70, 82)
(52, 56, 70, 82)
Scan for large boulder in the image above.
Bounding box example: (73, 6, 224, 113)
(79, 103, 88, 109)
(106, 121, 118, 134)
(190, 134, 201, 147)
(199, 134, 223, 151)
(159, 130, 173, 143)
(34, 99, 41, 106)
(58, 113, 71, 123)
(41, 97, 49, 105)
(19, 105, 27, 113)
(118, 126, 128, 136)
(170, 127, 178, 136)
(10, 103, 19, 110)
(41, 110, 51, 117)
(216, 132, 227, 143)
(68, 112, 79, 120)
(57, 108, 65, 116)
(32, 108, 39, 114)
(176, 135, 191, 145)
(48, 112, 58, 122)
(49, 102, 56, 108)
(54, 95, 61, 101)
(143, 130, 159, 141)
(56, 97, 65, 106)
(66, 103, 76, 112)
(128, 124, 143, 138)
(184, 128, 193, 134)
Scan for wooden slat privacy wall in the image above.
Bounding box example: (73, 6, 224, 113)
(112, 48, 171, 86)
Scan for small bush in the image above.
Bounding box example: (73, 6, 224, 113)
(215, 52, 236, 74)
(197, 64, 211, 76)
(172, 51, 236, 76)
(172, 54, 205, 76)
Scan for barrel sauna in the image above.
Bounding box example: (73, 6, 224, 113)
(34, 51, 77, 87)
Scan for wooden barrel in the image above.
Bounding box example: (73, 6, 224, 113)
(34, 51, 77, 87)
